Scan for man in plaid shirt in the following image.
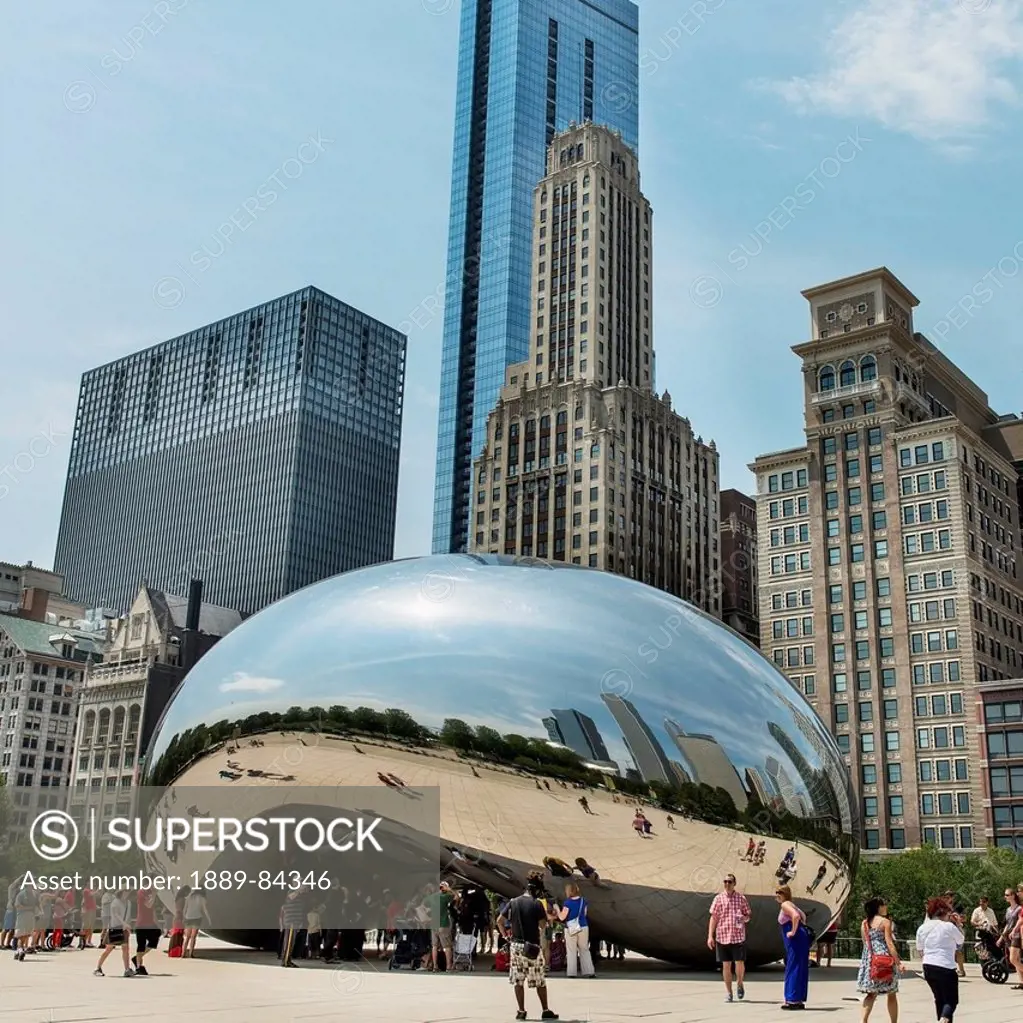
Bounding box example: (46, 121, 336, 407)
(708, 872, 751, 1003)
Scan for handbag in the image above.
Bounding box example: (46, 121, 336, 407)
(566, 897, 585, 935)
(863, 922, 895, 981)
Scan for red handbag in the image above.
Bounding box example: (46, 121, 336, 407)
(863, 922, 895, 981)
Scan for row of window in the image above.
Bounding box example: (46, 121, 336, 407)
(984, 699, 1023, 723)
(990, 766, 1023, 796)
(770, 524, 810, 546)
(829, 608, 896, 632)
(770, 552, 811, 575)
(824, 481, 886, 507)
(768, 496, 808, 519)
(909, 598, 957, 622)
(863, 792, 973, 822)
(986, 730, 1023, 758)
(827, 539, 891, 564)
(822, 427, 884, 455)
(920, 791, 972, 816)
(766, 470, 808, 493)
(916, 725, 968, 749)
(827, 511, 888, 536)
(900, 470, 948, 495)
(900, 442, 946, 467)
(905, 530, 953, 554)
(817, 355, 877, 391)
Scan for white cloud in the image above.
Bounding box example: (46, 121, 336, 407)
(219, 672, 285, 694)
(763, 0, 1023, 145)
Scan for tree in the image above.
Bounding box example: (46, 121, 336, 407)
(842, 846, 1023, 939)
(440, 718, 474, 751)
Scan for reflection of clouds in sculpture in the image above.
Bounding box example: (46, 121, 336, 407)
(219, 673, 285, 694)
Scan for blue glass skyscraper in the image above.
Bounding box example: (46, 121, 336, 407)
(432, 0, 639, 553)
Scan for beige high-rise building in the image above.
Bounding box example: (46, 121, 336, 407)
(469, 124, 721, 611)
(752, 267, 1023, 854)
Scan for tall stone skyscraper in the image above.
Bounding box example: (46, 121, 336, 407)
(752, 267, 1023, 853)
(469, 124, 721, 612)
(54, 287, 406, 615)
(433, 0, 640, 554)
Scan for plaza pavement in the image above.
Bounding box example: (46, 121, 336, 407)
(0, 940, 1020, 1022)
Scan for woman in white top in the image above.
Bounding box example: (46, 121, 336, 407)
(94, 890, 133, 977)
(915, 897, 964, 1023)
(182, 887, 211, 959)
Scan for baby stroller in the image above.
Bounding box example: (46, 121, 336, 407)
(452, 931, 476, 971)
(976, 936, 1011, 984)
(388, 919, 426, 970)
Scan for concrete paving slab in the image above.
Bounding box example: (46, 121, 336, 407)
(0, 940, 1018, 1023)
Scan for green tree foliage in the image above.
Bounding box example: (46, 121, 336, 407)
(843, 846, 1023, 939)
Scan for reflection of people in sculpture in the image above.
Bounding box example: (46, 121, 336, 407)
(744, 837, 756, 861)
(666, 814, 676, 830)
(824, 867, 844, 894)
(578, 796, 594, 814)
(543, 856, 573, 878)
(574, 858, 610, 890)
(806, 862, 827, 895)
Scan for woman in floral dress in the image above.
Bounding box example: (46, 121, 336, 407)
(857, 897, 904, 1023)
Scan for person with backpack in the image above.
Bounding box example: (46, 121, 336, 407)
(497, 871, 560, 1021)
(556, 882, 595, 978)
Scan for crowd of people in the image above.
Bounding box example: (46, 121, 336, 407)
(1, 874, 213, 977)
(708, 873, 1023, 1018)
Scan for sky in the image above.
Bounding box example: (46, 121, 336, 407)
(1, 0, 1021, 573)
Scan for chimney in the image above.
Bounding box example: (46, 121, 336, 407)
(181, 578, 203, 672)
(185, 578, 203, 632)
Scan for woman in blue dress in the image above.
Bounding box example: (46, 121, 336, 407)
(857, 897, 904, 1023)
(776, 885, 811, 1010)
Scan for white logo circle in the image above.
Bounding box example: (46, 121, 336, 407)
(30, 810, 79, 862)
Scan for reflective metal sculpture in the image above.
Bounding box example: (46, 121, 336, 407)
(145, 555, 857, 965)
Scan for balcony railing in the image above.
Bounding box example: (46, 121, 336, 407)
(810, 379, 881, 405)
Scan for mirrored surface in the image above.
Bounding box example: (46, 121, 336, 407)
(145, 555, 857, 964)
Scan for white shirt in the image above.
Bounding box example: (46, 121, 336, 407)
(108, 896, 128, 929)
(971, 906, 997, 931)
(916, 919, 963, 970)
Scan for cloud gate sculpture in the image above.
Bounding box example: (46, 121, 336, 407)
(144, 555, 857, 966)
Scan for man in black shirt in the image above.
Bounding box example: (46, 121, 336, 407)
(498, 872, 559, 1021)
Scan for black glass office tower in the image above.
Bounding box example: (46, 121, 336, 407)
(432, 0, 640, 553)
(54, 287, 405, 614)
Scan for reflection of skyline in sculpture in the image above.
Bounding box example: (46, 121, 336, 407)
(542, 708, 612, 763)
(767, 721, 841, 827)
(772, 690, 853, 832)
(664, 718, 749, 810)
(765, 754, 804, 816)
(601, 693, 673, 784)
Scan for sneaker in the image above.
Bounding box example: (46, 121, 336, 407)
(725, 993, 734, 1003)
(515, 1013, 527, 1021)
(737, 983, 745, 1000)
(93, 968, 104, 976)
(123, 969, 134, 978)
(540, 1013, 559, 1021)
(135, 964, 148, 976)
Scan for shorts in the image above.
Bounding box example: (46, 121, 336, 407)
(136, 928, 161, 953)
(106, 928, 126, 947)
(1012, 935, 1022, 951)
(15, 912, 35, 938)
(509, 941, 547, 988)
(184, 917, 203, 929)
(715, 941, 746, 963)
(81, 910, 96, 929)
(432, 926, 452, 950)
